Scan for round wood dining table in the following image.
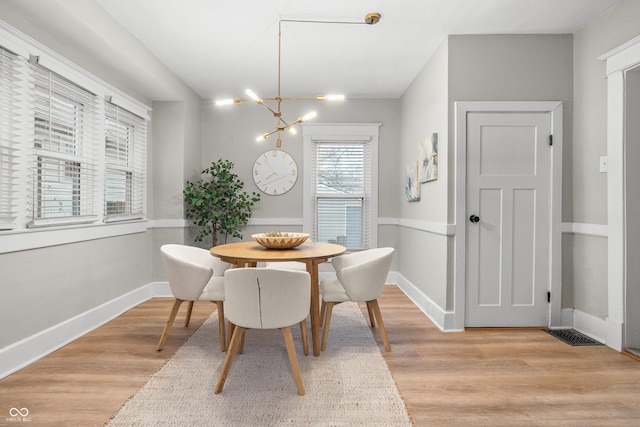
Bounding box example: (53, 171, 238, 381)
(210, 241, 346, 356)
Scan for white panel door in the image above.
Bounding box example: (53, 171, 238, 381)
(466, 112, 551, 327)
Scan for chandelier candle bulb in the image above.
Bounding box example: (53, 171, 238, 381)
(318, 94, 346, 101)
(245, 89, 261, 102)
(301, 111, 317, 122)
(215, 98, 237, 106)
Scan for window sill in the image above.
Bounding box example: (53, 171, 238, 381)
(0, 220, 149, 254)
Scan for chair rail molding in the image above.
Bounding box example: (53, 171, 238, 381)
(561, 222, 609, 237)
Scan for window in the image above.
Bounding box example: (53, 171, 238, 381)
(303, 124, 380, 251)
(314, 143, 369, 248)
(0, 22, 150, 250)
(29, 61, 98, 226)
(0, 46, 21, 229)
(104, 101, 146, 221)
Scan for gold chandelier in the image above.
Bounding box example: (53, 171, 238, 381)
(215, 13, 381, 147)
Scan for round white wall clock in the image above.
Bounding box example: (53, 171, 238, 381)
(253, 150, 298, 195)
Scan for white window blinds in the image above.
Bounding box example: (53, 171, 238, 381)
(0, 45, 21, 229)
(0, 24, 150, 245)
(311, 141, 372, 250)
(28, 61, 98, 227)
(104, 101, 146, 221)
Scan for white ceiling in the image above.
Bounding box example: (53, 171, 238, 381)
(95, 0, 621, 100)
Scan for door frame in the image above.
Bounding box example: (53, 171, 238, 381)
(453, 101, 563, 330)
(599, 35, 640, 351)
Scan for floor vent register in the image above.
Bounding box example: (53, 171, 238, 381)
(546, 329, 603, 346)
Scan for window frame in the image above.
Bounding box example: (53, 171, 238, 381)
(28, 61, 99, 227)
(302, 123, 380, 251)
(104, 101, 147, 222)
(0, 45, 21, 230)
(0, 21, 150, 253)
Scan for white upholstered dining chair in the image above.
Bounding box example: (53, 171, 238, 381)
(264, 261, 308, 271)
(157, 244, 231, 352)
(320, 247, 395, 352)
(214, 268, 311, 396)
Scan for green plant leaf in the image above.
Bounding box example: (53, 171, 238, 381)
(183, 158, 261, 246)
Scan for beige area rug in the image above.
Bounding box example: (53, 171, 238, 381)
(107, 302, 412, 426)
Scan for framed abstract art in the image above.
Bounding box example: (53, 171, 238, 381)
(405, 161, 420, 201)
(419, 132, 438, 183)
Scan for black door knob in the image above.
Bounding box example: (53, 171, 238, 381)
(469, 215, 480, 223)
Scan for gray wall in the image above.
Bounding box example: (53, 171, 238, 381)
(398, 39, 450, 310)
(201, 98, 401, 246)
(448, 34, 574, 221)
(448, 34, 574, 313)
(0, 234, 150, 348)
(571, 0, 640, 319)
(397, 34, 574, 313)
(150, 100, 204, 279)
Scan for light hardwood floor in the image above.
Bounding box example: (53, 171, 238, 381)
(1, 285, 640, 426)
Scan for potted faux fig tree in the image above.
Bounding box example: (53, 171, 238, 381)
(183, 159, 261, 246)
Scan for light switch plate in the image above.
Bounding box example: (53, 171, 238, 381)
(600, 156, 608, 173)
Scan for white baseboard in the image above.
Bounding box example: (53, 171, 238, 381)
(151, 281, 172, 297)
(389, 272, 459, 332)
(573, 309, 607, 345)
(0, 281, 170, 380)
(553, 307, 608, 345)
(560, 308, 574, 327)
(604, 317, 623, 351)
(390, 273, 614, 345)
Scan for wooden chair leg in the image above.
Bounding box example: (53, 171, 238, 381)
(215, 301, 226, 352)
(227, 322, 234, 348)
(214, 326, 246, 394)
(300, 318, 309, 356)
(321, 302, 335, 351)
(225, 323, 246, 354)
(369, 299, 391, 351)
(365, 301, 376, 327)
(227, 323, 239, 352)
(157, 299, 184, 351)
(320, 301, 326, 327)
(185, 300, 194, 327)
(239, 330, 246, 354)
(281, 326, 305, 396)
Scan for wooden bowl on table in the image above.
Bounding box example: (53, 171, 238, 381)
(251, 232, 310, 249)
